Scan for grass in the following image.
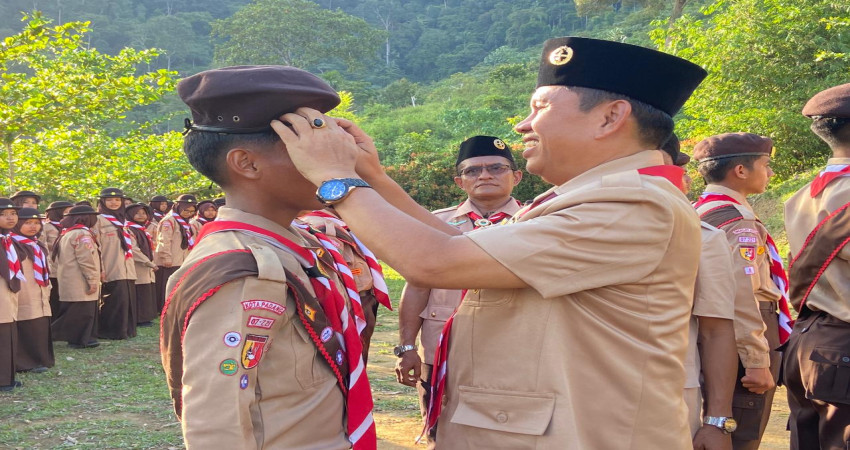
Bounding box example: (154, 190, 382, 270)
(1, 263, 793, 448)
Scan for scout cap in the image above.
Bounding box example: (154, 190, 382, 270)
(126, 202, 153, 217)
(178, 65, 341, 134)
(693, 133, 774, 163)
(0, 198, 18, 210)
(65, 205, 98, 216)
(212, 197, 226, 207)
(175, 194, 197, 204)
(17, 207, 43, 220)
(99, 187, 125, 198)
(150, 195, 168, 202)
(456, 136, 514, 166)
(45, 201, 74, 212)
(537, 37, 707, 117)
(10, 190, 40, 202)
(802, 83, 850, 118)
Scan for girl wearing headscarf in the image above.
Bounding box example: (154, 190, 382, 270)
(125, 203, 158, 327)
(154, 194, 197, 312)
(50, 205, 101, 349)
(190, 200, 217, 236)
(10, 190, 40, 209)
(94, 188, 137, 340)
(0, 198, 24, 390)
(43, 201, 73, 320)
(12, 208, 54, 373)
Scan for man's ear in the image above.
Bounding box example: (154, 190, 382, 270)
(732, 164, 748, 180)
(453, 175, 463, 190)
(594, 99, 632, 140)
(225, 148, 261, 180)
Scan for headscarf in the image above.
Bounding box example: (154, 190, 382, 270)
(126, 203, 154, 260)
(195, 200, 217, 226)
(97, 194, 131, 255)
(52, 209, 98, 261)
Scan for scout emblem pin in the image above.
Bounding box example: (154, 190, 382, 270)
(474, 218, 492, 228)
(549, 45, 574, 66)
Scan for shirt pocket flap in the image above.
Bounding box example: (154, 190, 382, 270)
(420, 305, 455, 322)
(450, 386, 555, 435)
(810, 347, 850, 367)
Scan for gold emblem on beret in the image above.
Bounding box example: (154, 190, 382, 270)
(493, 139, 506, 150)
(548, 46, 574, 66)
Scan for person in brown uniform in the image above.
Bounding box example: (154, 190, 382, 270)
(125, 203, 158, 328)
(394, 135, 522, 439)
(783, 83, 850, 449)
(12, 208, 54, 373)
(273, 37, 706, 448)
(51, 205, 101, 349)
(693, 133, 789, 450)
(154, 194, 196, 313)
(0, 198, 23, 391)
(95, 188, 137, 340)
(189, 199, 216, 236)
(43, 201, 73, 320)
(10, 190, 40, 209)
(160, 65, 377, 448)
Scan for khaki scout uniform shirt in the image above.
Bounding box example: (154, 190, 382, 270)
(168, 207, 348, 449)
(41, 222, 60, 274)
(0, 249, 18, 323)
(16, 256, 51, 320)
(155, 215, 192, 268)
(696, 184, 776, 368)
(94, 215, 136, 283)
(437, 151, 699, 449)
(784, 157, 850, 322)
(55, 229, 101, 302)
(129, 233, 157, 285)
(414, 198, 521, 365)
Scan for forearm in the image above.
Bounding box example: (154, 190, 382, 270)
(366, 173, 461, 236)
(697, 317, 737, 416)
(398, 283, 429, 345)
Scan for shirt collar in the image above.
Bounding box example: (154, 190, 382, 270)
(216, 206, 309, 247)
(826, 157, 850, 165)
(453, 197, 521, 219)
(703, 184, 753, 211)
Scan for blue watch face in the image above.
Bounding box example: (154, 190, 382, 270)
(319, 180, 347, 201)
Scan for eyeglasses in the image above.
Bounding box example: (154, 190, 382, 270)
(458, 163, 514, 178)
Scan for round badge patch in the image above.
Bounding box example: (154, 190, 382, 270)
(220, 359, 238, 376)
(240, 374, 249, 390)
(336, 350, 345, 365)
(548, 45, 574, 66)
(493, 139, 506, 150)
(320, 327, 334, 343)
(224, 331, 242, 347)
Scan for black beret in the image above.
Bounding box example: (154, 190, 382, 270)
(99, 187, 125, 198)
(0, 198, 19, 210)
(178, 65, 341, 134)
(175, 194, 197, 204)
(65, 205, 98, 216)
(456, 136, 514, 166)
(213, 197, 226, 207)
(17, 207, 43, 220)
(150, 195, 168, 202)
(537, 37, 707, 116)
(46, 201, 74, 212)
(693, 133, 774, 163)
(659, 132, 681, 163)
(802, 83, 850, 118)
(10, 190, 40, 202)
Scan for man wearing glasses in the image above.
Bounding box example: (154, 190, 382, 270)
(394, 135, 522, 443)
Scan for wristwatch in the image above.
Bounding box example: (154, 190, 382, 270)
(316, 178, 371, 206)
(704, 416, 737, 434)
(393, 344, 416, 357)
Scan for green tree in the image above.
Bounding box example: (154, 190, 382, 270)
(211, 0, 385, 72)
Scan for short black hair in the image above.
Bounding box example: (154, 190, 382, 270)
(697, 155, 761, 184)
(810, 117, 850, 149)
(571, 86, 674, 148)
(183, 130, 279, 186)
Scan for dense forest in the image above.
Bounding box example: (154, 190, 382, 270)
(0, 0, 848, 208)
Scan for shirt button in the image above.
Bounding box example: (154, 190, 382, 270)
(496, 412, 508, 423)
(430, 312, 436, 318)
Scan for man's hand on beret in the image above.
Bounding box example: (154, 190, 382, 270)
(334, 117, 384, 183)
(271, 107, 359, 185)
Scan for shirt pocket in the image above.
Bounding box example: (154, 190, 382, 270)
(450, 385, 555, 437)
(805, 346, 850, 404)
(291, 313, 334, 390)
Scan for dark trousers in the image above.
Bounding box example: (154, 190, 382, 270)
(135, 282, 158, 323)
(417, 362, 437, 448)
(15, 317, 54, 371)
(784, 310, 850, 450)
(98, 280, 136, 340)
(155, 266, 179, 313)
(52, 301, 98, 346)
(0, 322, 16, 387)
(732, 301, 781, 450)
(48, 277, 60, 321)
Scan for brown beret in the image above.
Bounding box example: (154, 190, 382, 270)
(693, 133, 774, 163)
(802, 83, 850, 118)
(537, 37, 707, 116)
(178, 65, 341, 134)
(675, 152, 691, 167)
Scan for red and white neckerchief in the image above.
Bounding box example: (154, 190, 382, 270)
(101, 214, 133, 259)
(196, 220, 376, 450)
(47, 220, 62, 231)
(693, 192, 793, 344)
(302, 210, 393, 311)
(2, 233, 25, 283)
(196, 217, 212, 226)
(465, 199, 521, 229)
(153, 211, 164, 221)
(12, 234, 48, 286)
(171, 212, 195, 250)
(61, 224, 91, 236)
(128, 221, 154, 253)
(810, 164, 850, 197)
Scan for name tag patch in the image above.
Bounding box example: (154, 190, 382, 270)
(247, 315, 275, 329)
(733, 228, 758, 235)
(241, 300, 285, 315)
(739, 236, 757, 243)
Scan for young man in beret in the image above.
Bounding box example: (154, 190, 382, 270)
(783, 83, 850, 449)
(274, 37, 706, 448)
(394, 135, 522, 442)
(160, 65, 376, 449)
(693, 132, 788, 450)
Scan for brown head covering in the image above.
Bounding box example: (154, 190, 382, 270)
(14, 207, 46, 261)
(195, 200, 217, 225)
(693, 132, 774, 163)
(802, 83, 850, 118)
(178, 65, 341, 134)
(172, 194, 198, 250)
(52, 206, 99, 261)
(126, 203, 154, 260)
(97, 187, 131, 253)
(10, 190, 40, 208)
(45, 201, 74, 223)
